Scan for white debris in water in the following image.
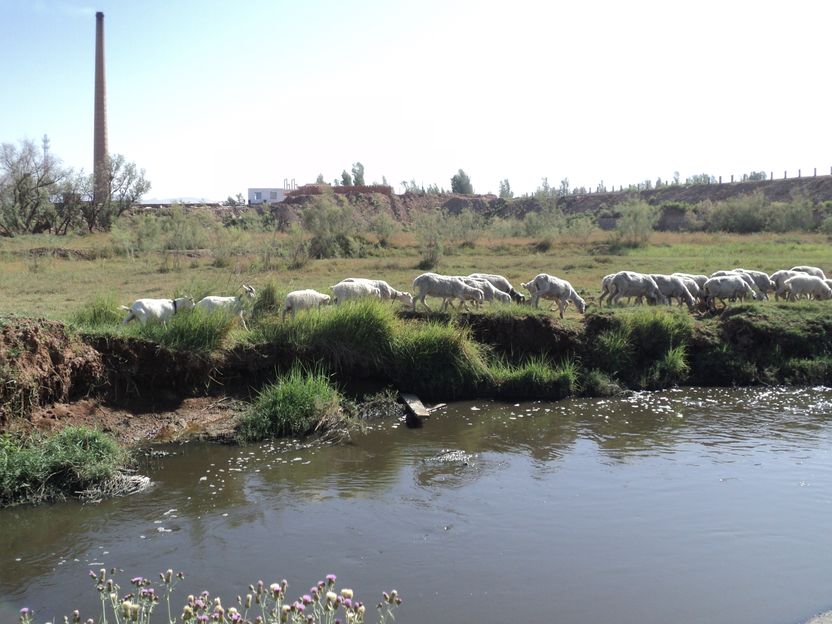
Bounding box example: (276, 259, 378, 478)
(471, 406, 480, 411)
(156, 527, 171, 533)
(199, 476, 207, 482)
(293, 457, 303, 462)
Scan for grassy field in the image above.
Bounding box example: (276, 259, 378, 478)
(1, 229, 829, 320)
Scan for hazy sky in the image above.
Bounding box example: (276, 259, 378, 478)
(1, 0, 830, 201)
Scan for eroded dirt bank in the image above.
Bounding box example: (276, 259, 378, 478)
(1, 305, 830, 445)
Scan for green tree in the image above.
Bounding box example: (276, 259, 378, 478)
(499, 179, 513, 199)
(612, 198, 658, 247)
(351, 162, 365, 186)
(82, 153, 151, 232)
(451, 169, 473, 194)
(316, 173, 325, 183)
(340, 170, 352, 186)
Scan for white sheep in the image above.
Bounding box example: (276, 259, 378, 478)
(607, 271, 668, 306)
(702, 275, 756, 310)
(790, 265, 827, 280)
(467, 273, 526, 303)
(340, 278, 414, 306)
(331, 280, 383, 305)
(521, 273, 586, 318)
(282, 289, 331, 320)
(120, 296, 195, 326)
(782, 274, 832, 301)
(452, 277, 511, 307)
(771, 270, 805, 300)
(732, 269, 776, 299)
(671, 272, 709, 291)
(598, 273, 616, 305)
(196, 284, 256, 330)
(650, 274, 696, 309)
(412, 273, 484, 311)
(710, 270, 765, 300)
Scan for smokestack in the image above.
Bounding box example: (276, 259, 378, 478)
(93, 11, 108, 203)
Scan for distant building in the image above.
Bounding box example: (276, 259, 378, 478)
(248, 188, 286, 205)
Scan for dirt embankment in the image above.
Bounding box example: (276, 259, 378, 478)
(270, 175, 832, 227)
(1, 307, 830, 445)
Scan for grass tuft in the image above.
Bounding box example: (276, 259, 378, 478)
(239, 366, 342, 440)
(491, 355, 580, 400)
(69, 293, 123, 328)
(124, 308, 238, 353)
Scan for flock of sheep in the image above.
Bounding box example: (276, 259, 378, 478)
(118, 264, 830, 328)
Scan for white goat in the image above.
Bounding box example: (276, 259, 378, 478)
(521, 273, 586, 318)
(412, 273, 484, 311)
(340, 278, 414, 306)
(467, 273, 526, 303)
(282, 289, 331, 320)
(196, 284, 256, 330)
(121, 296, 195, 326)
(598, 273, 616, 305)
(710, 270, 765, 301)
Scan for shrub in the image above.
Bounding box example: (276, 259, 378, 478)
(302, 194, 358, 258)
(706, 191, 767, 233)
(250, 280, 281, 321)
(764, 196, 814, 232)
(581, 369, 624, 397)
(610, 198, 657, 247)
(239, 366, 342, 440)
(644, 344, 690, 388)
(412, 210, 446, 269)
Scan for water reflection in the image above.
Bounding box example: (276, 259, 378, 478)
(2, 386, 832, 624)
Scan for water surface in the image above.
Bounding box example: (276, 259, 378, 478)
(2, 387, 832, 624)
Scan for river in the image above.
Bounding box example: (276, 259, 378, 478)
(2, 387, 832, 624)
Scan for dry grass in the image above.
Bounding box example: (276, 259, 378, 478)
(0, 230, 829, 321)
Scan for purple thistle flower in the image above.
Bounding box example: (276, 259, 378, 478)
(197, 616, 209, 623)
(343, 598, 352, 609)
(131, 577, 143, 585)
(19, 608, 30, 615)
(195, 599, 205, 609)
(302, 595, 312, 605)
(326, 574, 337, 584)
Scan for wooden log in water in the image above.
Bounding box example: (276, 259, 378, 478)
(400, 392, 429, 427)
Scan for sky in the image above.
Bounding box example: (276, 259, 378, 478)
(1, 0, 831, 202)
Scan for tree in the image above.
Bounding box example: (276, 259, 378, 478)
(451, 169, 473, 194)
(499, 179, 513, 199)
(0, 137, 65, 236)
(316, 173, 325, 183)
(82, 153, 151, 231)
(340, 170, 352, 186)
(558, 178, 570, 197)
(351, 162, 365, 186)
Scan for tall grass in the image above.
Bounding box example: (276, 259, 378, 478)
(68, 292, 123, 328)
(391, 320, 491, 399)
(0, 427, 128, 506)
(124, 308, 238, 353)
(239, 366, 342, 440)
(491, 355, 580, 400)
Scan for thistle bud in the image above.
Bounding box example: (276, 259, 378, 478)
(341, 589, 354, 600)
(245, 594, 252, 609)
(182, 606, 194, 620)
(280, 605, 291, 623)
(130, 604, 140, 621)
(326, 591, 338, 603)
(122, 601, 132, 618)
(73, 610, 81, 624)
(165, 569, 173, 584)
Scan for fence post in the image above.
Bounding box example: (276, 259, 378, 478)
(719, 176, 722, 184)
(784, 170, 787, 179)
(770, 172, 773, 180)
(814, 168, 817, 177)
(798, 169, 801, 178)
(730, 174, 733, 183)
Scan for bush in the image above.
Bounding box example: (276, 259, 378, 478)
(706, 191, 767, 233)
(239, 366, 342, 440)
(610, 198, 657, 247)
(412, 210, 446, 269)
(250, 280, 281, 321)
(0, 427, 127, 506)
(302, 194, 359, 258)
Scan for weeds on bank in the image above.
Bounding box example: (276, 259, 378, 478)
(239, 366, 343, 440)
(0, 427, 128, 507)
(490, 355, 580, 400)
(18, 569, 402, 624)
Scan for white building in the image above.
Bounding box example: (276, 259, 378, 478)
(247, 188, 286, 205)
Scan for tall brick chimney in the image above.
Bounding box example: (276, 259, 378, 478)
(93, 11, 108, 203)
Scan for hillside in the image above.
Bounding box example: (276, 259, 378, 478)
(270, 175, 832, 229)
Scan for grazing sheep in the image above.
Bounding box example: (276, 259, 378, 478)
(771, 269, 805, 300)
(452, 277, 511, 306)
(196, 284, 256, 330)
(331, 280, 383, 305)
(790, 265, 827, 280)
(282, 289, 331, 320)
(607, 271, 668, 306)
(678, 276, 701, 301)
(650, 274, 696, 309)
(732, 269, 776, 299)
(121, 296, 195, 326)
(672, 272, 709, 291)
(340, 278, 414, 306)
(467, 273, 526, 303)
(598, 273, 616, 305)
(782, 274, 832, 301)
(710, 270, 765, 300)
(702, 275, 756, 310)
(412, 273, 484, 311)
(521, 273, 586, 318)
